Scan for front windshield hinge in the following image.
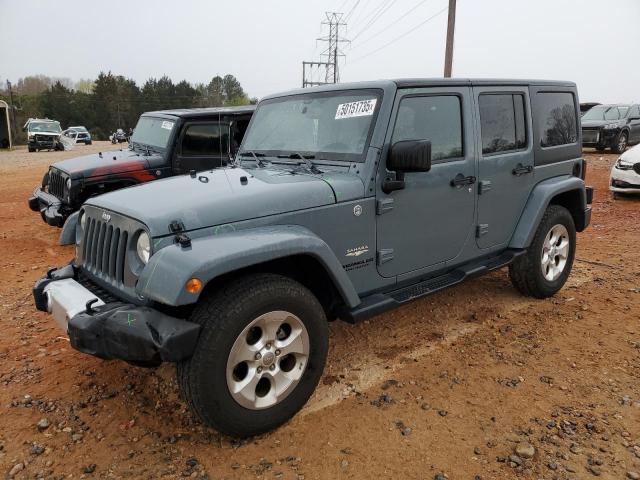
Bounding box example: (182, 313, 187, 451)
(169, 220, 191, 248)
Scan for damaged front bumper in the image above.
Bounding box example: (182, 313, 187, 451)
(33, 265, 200, 365)
(28, 187, 67, 227)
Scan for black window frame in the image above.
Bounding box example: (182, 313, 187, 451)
(536, 91, 579, 150)
(391, 93, 465, 165)
(628, 105, 640, 119)
(530, 86, 581, 166)
(242, 88, 384, 163)
(478, 92, 528, 157)
(179, 121, 230, 157)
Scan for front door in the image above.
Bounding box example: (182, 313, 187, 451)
(173, 121, 230, 173)
(473, 86, 534, 249)
(627, 105, 640, 143)
(376, 87, 477, 278)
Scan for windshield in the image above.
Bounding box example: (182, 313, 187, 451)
(582, 105, 629, 121)
(29, 121, 61, 134)
(241, 90, 382, 161)
(131, 116, 175, 149)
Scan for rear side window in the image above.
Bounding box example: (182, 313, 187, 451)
(479, 94, 527, 155)
(630, 105, 640, 118)
(537, 92, 578, 147)
(392, 95, 463, 161)
(181, 124, 228, 156)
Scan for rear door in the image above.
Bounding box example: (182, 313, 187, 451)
(473, 86, 534, 249)
(173, 120, 230, 173)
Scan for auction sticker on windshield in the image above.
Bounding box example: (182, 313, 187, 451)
(335, 99, 377, 120)
(161, 121, 174, 130)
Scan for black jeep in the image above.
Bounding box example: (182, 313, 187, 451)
(28, 106, 255, 229)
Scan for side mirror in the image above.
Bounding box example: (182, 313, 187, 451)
(383, 140, 432, 194)
(388, 140, 432, 172)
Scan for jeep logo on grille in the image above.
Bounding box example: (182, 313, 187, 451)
(101, 211, 111, 222)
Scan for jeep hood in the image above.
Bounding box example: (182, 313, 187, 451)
(87, 166, 364, 236)
(51, 149, 165, 180)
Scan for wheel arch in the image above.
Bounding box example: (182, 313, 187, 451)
(137, 225, 361, 311)
(199, 254, 346, 320)
(509, 176, 588, 249)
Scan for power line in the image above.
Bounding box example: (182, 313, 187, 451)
(350, 0, 433, 51)
(344, 0, 361, 22)
(348, 0, 389, 33)
(335, 0, 350, 13)
(351, 0, 398, 41)
(349, 5, 448, 64)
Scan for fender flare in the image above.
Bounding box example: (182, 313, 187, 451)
(59, 211, 79, 246)
(136, 225, 361, 308)
(509, 175, 587, 249)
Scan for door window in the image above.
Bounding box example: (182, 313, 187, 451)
(181, 124, 228, 156)
(537, 92, 578, 147)
(392, 95, 463, 161)
(629, 105, 640, 118)
(479, 94, 527, 155)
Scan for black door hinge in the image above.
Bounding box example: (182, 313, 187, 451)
(476, 224, 489, 237)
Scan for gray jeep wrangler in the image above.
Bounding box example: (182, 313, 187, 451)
(33, 79, 592, 437)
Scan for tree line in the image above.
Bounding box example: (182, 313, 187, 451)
(0, 72, 256, 143)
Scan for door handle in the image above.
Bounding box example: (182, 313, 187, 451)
(512, 164, 533, 176)
(450, 173, 476, 187)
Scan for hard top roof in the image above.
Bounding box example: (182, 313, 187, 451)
(263, 78, 577, 101)
(143, 105, 256, 118)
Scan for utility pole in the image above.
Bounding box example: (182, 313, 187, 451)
(443, 0, 457, 78)
(301, 12, 349, 88)
(6, 80, 16, 145)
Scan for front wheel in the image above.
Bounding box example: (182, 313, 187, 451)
(509, 205, 576, 298)
(177, 274, 328, 437)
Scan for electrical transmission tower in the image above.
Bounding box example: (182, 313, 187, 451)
(302, 12, 349, 88)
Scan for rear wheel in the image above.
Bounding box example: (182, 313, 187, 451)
(28, 146, 36, 153)
(612, 132, 628, 154)
(177, 273, 328, 437)
(509, 205, 576, 298)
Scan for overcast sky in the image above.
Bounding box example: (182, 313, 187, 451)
(1, 0, 639, 103)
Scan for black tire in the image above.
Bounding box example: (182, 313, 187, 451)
(595, 146, 606, 152)
(509, 205, 576, 299)
(86, 140, 92, 145)
(177, 273, 328, 437)
(612, 132, 628, 154)
(28, 146, 36, 153)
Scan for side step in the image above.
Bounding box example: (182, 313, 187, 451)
(342, 249, 524, 324)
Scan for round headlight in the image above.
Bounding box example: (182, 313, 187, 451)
(136, 231, 151, 264)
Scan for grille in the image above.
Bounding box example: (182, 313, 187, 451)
(48, 170, 65, 199)
(35, 134, 56, 143)
(81, 216, 129, 284)
(582, 129, 599, 144)
(634, 163, 640, 175)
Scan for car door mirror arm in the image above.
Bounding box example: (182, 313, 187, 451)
(382, 171, 406, 194)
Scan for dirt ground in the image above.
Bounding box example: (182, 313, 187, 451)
(0, 142, 639, 480)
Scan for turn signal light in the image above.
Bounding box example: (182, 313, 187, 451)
(185, 278, 202, 294)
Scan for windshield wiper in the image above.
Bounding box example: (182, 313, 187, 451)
(237, 150, 267, 167)
(277, 152, 321, 174)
